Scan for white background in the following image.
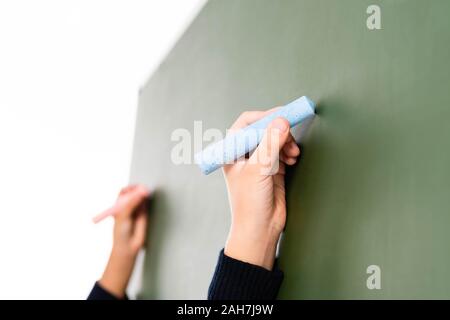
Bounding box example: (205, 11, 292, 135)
(0, 0, 206, 299)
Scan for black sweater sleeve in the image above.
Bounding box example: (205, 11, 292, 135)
(88, 249, 283, 300)
(208, 249, 284, 300)
(87, 282, 128, 300)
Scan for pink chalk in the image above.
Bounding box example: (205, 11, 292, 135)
(92, 186, 150, 223)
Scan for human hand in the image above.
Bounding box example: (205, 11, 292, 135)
(223, 109, 300, 270)
(99, 184, 149, 298)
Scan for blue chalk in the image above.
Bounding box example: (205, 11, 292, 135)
(194, 96, 315, 175)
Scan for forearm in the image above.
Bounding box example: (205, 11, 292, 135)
(225, 224, 280, 271)
(98, 248, 137, 299)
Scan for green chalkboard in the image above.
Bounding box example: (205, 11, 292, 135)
(130, 0, 450, 299)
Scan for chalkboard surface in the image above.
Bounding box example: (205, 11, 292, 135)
(130, 0, 450, 299)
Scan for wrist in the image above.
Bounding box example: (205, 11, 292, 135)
(225, 224, 281, 270)
(111, 243, 139, 260)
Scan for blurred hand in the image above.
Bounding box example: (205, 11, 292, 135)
(99, 184, 149, 298)
(224, 109, 300, 270)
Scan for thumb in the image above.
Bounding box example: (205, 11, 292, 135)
(250, 117, 290, 174)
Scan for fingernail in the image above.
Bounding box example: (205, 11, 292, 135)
(272, 118, 288, 132)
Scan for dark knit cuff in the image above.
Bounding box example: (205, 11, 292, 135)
(208, 249, 284, 300)
(87, 282, 128, 300)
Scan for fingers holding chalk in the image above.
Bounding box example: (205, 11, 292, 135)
(229, 107, 281, 132)
(120, 185, 150, 219)
(195, 96, 315, 175)
(92, 184, 150, 223)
